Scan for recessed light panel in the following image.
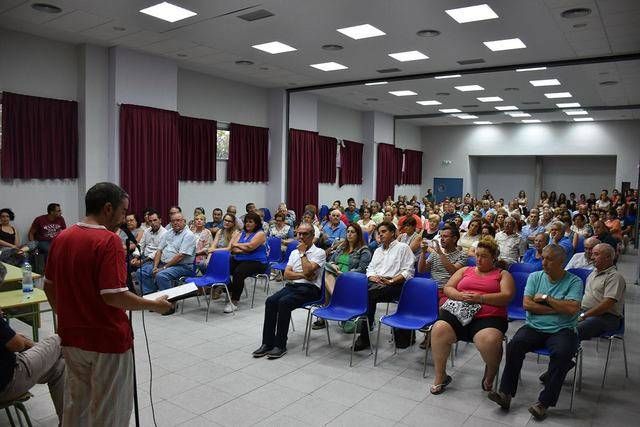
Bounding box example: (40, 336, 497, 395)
(545, 92, 572, 98)
(564, 110, 588, 115)
(529, 79, 561, 87)
(556, 102, 580, 108)
(574, 117, 594, 122)
(435, 74, 461, 79)
(445, 4, 498, 23)
(416, 100, 441, 105)
(474, 121, 493, 125)
(516, 67, 547, 72)
(364, 81, 388, 86)
(310, 62, 348, 71)
(252, 41, 296, 54)
(388, 50, 429, 62)
(507, 112, 531, 117)
(455, 85, 484, 92)
(140, 2, 197, 22)
(483, 38, 526, 51)
(477, 96, 503, 102)
(522, 119, 541, 123)
(439, 108, 461, 113)
(495, 105, 518, 111)
(457, 114, 478, 119)
(389, 90, 417, 96)
(337, 24, 385, 40)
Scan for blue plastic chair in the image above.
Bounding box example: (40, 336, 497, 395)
(574, 235, 585, 253)
(533, 345, 583, 412)
(266, 237, 283, 263)
(318, 205, 329, 222)
(508, 262, 539, 274)
(304, 272, 370, 366)
(263, 208, 272, 223)
(466, 256, 476, 266)
(271, 241, 299, 275)
(415, 270, 432, 279)
(508, 272, 529, 321)
(363, 231, 370, 244)
(298, 271, 327, 350)
(374, 278, 439, 377)
(599, 311, 628, 388)
(185, 250, 231, 322)
(567, 268, 591, 288)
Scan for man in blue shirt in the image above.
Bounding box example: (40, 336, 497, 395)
(521, 210, 545, 248)
(321, 209, 346, 247)
(488, 244, 582, 421)
(548, 221, 574, 266)
(205, 208, 224, 236)
(344, 198, 360, 223)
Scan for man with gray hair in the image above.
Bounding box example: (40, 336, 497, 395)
(321, 209, 347, 248)
(495, 216, 526, 265)
(565, 236, 600, 270)
(548, 221, 573, 266)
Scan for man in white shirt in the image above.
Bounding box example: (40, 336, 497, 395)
(252, 223, 325, 359)
(353, 221, 415, 351)
(495, 217, 526, 266)
(565, 237, 599, 270)
(131, 210, 167, 269)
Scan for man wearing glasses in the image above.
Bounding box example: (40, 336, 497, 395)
(252, 223, 325, 359)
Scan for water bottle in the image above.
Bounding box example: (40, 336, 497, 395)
(22, 261, 33, 293)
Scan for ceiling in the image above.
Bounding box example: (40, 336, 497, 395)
(1, 0, 639, 125)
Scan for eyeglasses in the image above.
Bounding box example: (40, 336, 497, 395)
(223, 219, 233, 223)
(296, 231, 311, 236)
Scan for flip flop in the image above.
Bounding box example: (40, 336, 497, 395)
(429, 375, 452, 395)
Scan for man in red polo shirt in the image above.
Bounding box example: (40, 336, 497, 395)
(44, 182, 172, 426)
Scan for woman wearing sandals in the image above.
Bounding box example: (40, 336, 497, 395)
(428, 237, 515, 395)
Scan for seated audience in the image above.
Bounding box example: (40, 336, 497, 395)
(276, 202, 296, 226)
(565, 237, 599, 270)
(205, 208, 224, 236)
(192, 214, 213, 272)
(442, 202, 457, 223)
(522, 232, 549, 271)
(397, 216, 422, 259)
(592, 220, 619, 251)
(241, 202, 257, 223)
(28, 203, 66, 258)
(423, 214, 441, 240)
(357, 207, 377, 235)
(313, 223, 372, 330)
(164, 206, 182, 229)
(252, 223, 325, 359)
(268, 212, 294, 252)
(0, 208, 33, 266)
(488, 244, 582, 421)
(521, 210, 545, 248)
(458, 219, 481, 253)
(227, 212, 268, 313)
(548, 221, 574, 265)
(429, 238, 514, 394)
(300, 210, 321, 243)
(595, 191, 611, 211)
(570, 213, 592, 250)
(344, 198, 360, 223)
(210, 213, 239, 252)
(459, 204, 473, 222)
(118, 213, 143, 252)
(131, 210, 167, 270)
(226, 205, 244, 229)
(0, 265, 65, 422)
(604, 208, 622, 241)
(495, 217, 526, 266)
(353, 222, 415, 351)
(321, 209, 347, 248)
(370, 202, 384, 224)
(188, 207, 205, 229)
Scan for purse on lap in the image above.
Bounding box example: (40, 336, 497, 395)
(441, 299, 481, 326)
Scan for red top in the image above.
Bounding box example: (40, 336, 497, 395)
(45, 223, 131, 353)
(456, 267, 507, 318)
(31, 215, 66, 241)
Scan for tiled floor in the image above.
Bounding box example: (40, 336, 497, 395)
(5, 252, 639, 427)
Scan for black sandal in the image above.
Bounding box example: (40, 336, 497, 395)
(429, 375, 452, 395)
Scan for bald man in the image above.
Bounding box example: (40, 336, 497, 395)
(564, 236, 600, 270)
(321, 209, 347, 247)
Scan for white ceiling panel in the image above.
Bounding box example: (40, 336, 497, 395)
(45, 9, 110, 33)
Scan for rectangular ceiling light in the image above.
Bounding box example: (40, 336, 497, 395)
(388, 50, 429, 62)
(483, 38, 526, 51)
(507, 112, 531, 117)
(556, 102, 580, 108)
(477, 96, 503, 102)
(455, 85, 484, 92)
(252, 41, 296, 54)
(445, 4, 498, 23)
(337, 24, 385, 39)
(364, 81, 388, 86)
(529, 79, 561, 87)
(495, 105, 518, 111)
(439, 108, 461, 113)
(516, 67, 547, 72)
(457, 114, 478, 119)
(545, 92, 572, 98)
(435, 74, 461, 79)
(140, 2, 197, 22)
(416, 100, 441, 105)
(474, 121, 493, 125)
(564, 110, 588, 115)
(522, 119, 541, 123)
(389, 90, 417, 96)
(310, 62, 348, 71)
(574, 117, 594, 122)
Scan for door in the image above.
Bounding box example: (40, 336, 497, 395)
(433, 178, 463, 203)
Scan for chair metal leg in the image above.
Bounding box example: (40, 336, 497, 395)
(303, 310, 312, 352)
(5, 407, 16, 427)
(373, 320, 383, 366)
(205, 287, 213, 322)
(621, 337, 629, 378)
(251, 277, 258, 308)
(325, 320, 332, 346)
(423, 329, 431, 378)
(350, 318, 359, 367)
(570, 355, 578, 412)
(365, 318, 373, 355)
(578, 348, 583, 392)
(290, 317, 295, 332)
(601, 338, 614, 388)
(14, 403, 32, 427)
(449, 346, 455, 368)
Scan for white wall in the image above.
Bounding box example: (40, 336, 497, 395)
(542, 156, 616, 197)
(421, 121, 640, 198)
(0, 29, 80, 236)
(394, 121, 423, 198)
(289, 92, 318, 132)
(475, 156, 537, 203)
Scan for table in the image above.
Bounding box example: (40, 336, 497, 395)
(0, 288, 53, 341)
(2, 262, 42, 290)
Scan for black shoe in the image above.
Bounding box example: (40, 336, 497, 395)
(266, 347, 287, 359)
(162, 307, 176, 316)
(528, 402, 548, 420)
(312, 319, 326, 330)
(488, 391, 511, 411)
(352, 336, 370, 352)
(252, 344, 273, 358)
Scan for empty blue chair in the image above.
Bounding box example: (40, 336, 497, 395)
(567, 268, 591, 289)
(318, 205, 329, 222)
(508, 272, 529, 321)
(574, 235, 585, 253)
(185, 250, 231, 322)
(363, 231, 370, 244)
(266, 237, 283, 263)
(262, 207, 272, 223)
(374, 278, 439, 377)
(467, 256, 476, 266)
(532, 346, 582, 412)
(271, 241, 299, 276)
(599, 311, 628, 388)
(304, 272, 370, 366)
(508, 263, 539, 274)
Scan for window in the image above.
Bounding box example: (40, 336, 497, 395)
(217, 125, 230, 160)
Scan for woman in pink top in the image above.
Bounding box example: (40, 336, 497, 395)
(429, 237, 515, 395)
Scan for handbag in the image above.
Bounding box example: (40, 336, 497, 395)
(441, 299, 481, 326)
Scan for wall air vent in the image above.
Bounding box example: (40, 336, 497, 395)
(377, 68, 402, 73)
(457, 58, 485, 65)
(238, 9, 274, 21)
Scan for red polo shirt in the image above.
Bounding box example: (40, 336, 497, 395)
(45, 223, 131, 353)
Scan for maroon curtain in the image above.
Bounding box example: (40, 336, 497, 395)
(178, 115, 217, 181)
(376, 143, 402, 202)
(120, 104, 179, 219)
(287, 129, 319, 219)
(339, 140, 363, 187)
(396, 148, 404, 185)
(1, 92, 78, 179)
(402, 149, 423, 185)
(227, 123, 269, 182)
(318, 136, 337, 184)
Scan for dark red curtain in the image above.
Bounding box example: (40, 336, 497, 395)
(376, 143, 402, 202)
(402, 149, 423, 185)
(287, 129, 319, 219)
(1, 92, 78, 179)
(178, 115, 217, 181)
(339, 140, 363, 187)
(318, 136, 337, 184)
(120, 104, 179, 219)
(227, 123, 269, 182)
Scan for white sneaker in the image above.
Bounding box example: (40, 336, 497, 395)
(224, 302, 237, 313)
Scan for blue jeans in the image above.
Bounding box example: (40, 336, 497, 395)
(577, 313, 621, 341)
(138, 262, 193, 294)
